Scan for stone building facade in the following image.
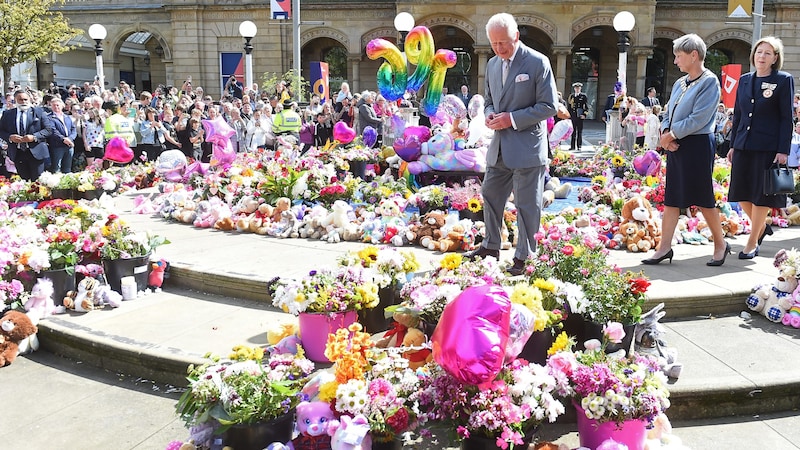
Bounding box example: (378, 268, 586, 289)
(43, 0, 799, 119)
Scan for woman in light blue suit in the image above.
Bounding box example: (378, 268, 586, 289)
(465, 12, 558, 276)
(727, 36, 794, 259)
(642, 34, 727, 267)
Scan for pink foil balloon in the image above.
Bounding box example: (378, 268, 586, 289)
(403, 125, 432, 143)
(431, 284, 511, 385)
(104, 136, 134, 164)
(334, 121, 357, 144)
(203, 117, 236, 166)
(549, 119, 573, 149)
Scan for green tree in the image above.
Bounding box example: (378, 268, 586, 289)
(0, 0, 82, 88)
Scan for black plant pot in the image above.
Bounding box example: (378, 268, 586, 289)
(517, 329, 556, 365)
(223, 412, 295, 450)
(102, 254, 151, 295)
(37, 268, 76, 306)
(358, 285, 400, 333)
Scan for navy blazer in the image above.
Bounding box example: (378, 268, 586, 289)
(0, 107, 54, 160)
(730, 70, 794, 154)
(47, 112, 77, 149)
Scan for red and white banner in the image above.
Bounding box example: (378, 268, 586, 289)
(721, 64, 741, 108)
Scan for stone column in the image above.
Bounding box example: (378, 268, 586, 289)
(551, 45, 573, 94)
(349, 54, 361, 93)
(473, 46, 492, 95)
(632, 47, 654, 99)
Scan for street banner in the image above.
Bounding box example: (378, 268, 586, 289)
(271, 0, 291, 20)
(721, 64, 741, 108)
(310, 62, 330, 104)
(728, 0, 752, 17)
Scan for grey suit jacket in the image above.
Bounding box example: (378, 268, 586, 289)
(484, 43, 557, 169)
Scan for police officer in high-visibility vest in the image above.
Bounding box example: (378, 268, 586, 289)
(272, 100, 302, 139)
(102, 100, 136, 148)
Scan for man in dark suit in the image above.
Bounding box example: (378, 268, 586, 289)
(458, 85, 472, 107)
(641, 87, 660, 108)
(0, 90, 54, 180)
(466, 12, 558, 276)
(47, 97, 76, 173)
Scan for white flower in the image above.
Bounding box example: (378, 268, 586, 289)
(335, 379, 369, 415)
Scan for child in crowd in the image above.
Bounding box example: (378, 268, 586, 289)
(644, 105, 661, 150)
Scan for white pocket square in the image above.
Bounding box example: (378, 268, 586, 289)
(515, 74, 529, 82)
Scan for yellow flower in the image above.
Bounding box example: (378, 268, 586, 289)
(440, 253, 463, 270)
(241, 167, 254, 177)
(533, 278, 556, 293)
(592, 175, 607, 185)
(510, 283, 543, 312)
(467, 198, 482, 213)
(356, 283, 379, 308)
(714, 191, 723, 202)
(611, 155, 625, 167)
(358, 246, 380, 266)
(319, 380, 339, 403)
(401, 251, 420, 273)
(572, 244, 585, 258)
(547, 332, 572, 356)
(645, 175, 659, 186)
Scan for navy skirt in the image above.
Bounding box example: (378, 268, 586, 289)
(728, 149, 787, 208)
(664, 133, 716, 208)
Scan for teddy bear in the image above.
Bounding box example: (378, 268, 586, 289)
(429, 223, 466, 252)
(617, 222, 653, 253)
(271, 197, 292, 224)
(63, 277, 98, 313)
(265, 401, 334, 450)
(248, 203, 276, 235)
(327, 414, 372, 450)
(375, 311, 433, 369)
(634, 303, 682, 379)
(24, 278, 65, 321)
(746, 266, 798, 323)
(782, 204, 800, 226)
(406, 130, 487, 174)
(278, 209, 302, 239)
(0, 310, 38, 366)
(407, 210, 446, 248)
(321, 200, 353, 243)
(620, 195, 655, 227)
(148, 259, 169, 290)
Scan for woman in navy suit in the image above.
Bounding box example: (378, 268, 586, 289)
(727, 36, 794, 259)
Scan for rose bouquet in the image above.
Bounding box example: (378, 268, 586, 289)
(175, 348, 315, 433)
(270, 266, 380, 315)
(546, 323, 671, 427)
(414, 359, 565, 449)
(316, 323, 419, 443)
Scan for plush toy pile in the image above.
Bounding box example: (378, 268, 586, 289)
(746, 248, 800, 325)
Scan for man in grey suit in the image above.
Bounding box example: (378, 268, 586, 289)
(466, 13, 558, 276)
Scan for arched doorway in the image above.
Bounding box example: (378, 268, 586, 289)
(301, 36, 348, 100)
(570, 26, 621, 120)
(429, 25, 476, 98)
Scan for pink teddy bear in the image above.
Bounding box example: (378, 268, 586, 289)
(266, 401, 334, 450)
(782, 283, 800, 328)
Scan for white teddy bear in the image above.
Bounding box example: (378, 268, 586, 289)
(321, 200, 353, 243)
(746, 267, 797, 323)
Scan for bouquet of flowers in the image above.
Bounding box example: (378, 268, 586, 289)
(446, 179, 483, 213)
(415, 359, 565, 449)
(506, 277, 584, 332)
(175, 348, 315, 433)
(581, 268, 649, 324)
(411, 185, 449, 212)
(338, 245, 420, 289)
(317, 323, 419, 443)
(98, 214, 170, 260)
(546, 323, 670, 427)
(531, 223, 610, 286)
(270, 266, 380, 315)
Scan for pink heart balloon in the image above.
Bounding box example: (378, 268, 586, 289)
(104, 136, 134, 164)
(403, 125, 432, 143)
(633, 150, 662, 177)
(393, 135, 421, 162)
(334, 121, 357, 144)
(431, 284, 511, 385)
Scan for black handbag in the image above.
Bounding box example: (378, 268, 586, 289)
(764, 163, 795, 195)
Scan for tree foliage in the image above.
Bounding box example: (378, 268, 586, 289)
(0, 0, 82, 87)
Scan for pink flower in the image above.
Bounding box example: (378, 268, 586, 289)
(603, 321, 626, 344)
(548, 352, 578, 377)
(561, 245, 574, 256)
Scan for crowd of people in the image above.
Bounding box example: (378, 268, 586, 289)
(0, 73, 432, 181)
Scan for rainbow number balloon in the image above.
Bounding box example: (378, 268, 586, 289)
(367, 26, 456, 117)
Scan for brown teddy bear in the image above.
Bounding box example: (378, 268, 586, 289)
(407, 210, 446, 248)
(375, 311, 432, 369)
(429, 224, 466, 252)
(0, 310, 38, 366)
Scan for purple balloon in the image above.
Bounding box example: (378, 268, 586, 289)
(363, 126, 377, 148)
(393, 135, 421, 162)
(403, 125, 432, 143)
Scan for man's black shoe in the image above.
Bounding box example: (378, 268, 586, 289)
(465, 246, 500, 261)
(506, 257, 526, 276)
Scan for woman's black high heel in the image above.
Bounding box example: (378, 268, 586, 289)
(707, 242, 732, 266)
(757, 224, 773, 245)
(738, 245, 760, 260)
(642, 249, 674, 265)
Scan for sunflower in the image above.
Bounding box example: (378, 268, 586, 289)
(610, 155, 626, 167)
(467, 197, 483, 213)
(357, 246, 380, 267)
(591, 175, 607, 185)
